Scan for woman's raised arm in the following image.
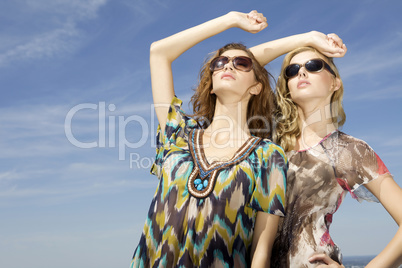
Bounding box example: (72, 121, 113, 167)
(149, 11, 268, 132)
(250, 31, 347, 67)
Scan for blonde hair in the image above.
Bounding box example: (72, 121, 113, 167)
(274, 47, 346, 151)
(190, 43, 275, 138)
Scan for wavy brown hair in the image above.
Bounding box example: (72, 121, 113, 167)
(274, 47, 346, 151)
(190, 43, 275, 138)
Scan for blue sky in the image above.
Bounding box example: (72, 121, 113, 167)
(1, 0, 401, 267)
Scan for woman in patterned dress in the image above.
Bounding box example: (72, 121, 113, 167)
(271, 46, 402, 267)
(130, 10, 288, 268)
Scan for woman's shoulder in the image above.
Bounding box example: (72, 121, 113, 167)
(257, 138, 287, 159)
(334, 130, 379, 158)
(336, 130, 373, 148)
(258, 137, 280, 147)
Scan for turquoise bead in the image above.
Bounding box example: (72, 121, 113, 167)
(196, 184, 204, 191)
(203, 180, 209, 188)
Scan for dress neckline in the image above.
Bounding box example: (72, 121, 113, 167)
(189, 129, 262, 177)
(187, 129, 262, 198)
(201, 129, 257, 165)
(296, 129, 338, 153)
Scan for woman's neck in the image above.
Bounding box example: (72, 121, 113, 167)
(296, 105, 337, 150)
(204, 98, 250, 145)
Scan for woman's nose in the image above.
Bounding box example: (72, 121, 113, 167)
(298, 67, 308, 78)
(224, 60, 234, 70)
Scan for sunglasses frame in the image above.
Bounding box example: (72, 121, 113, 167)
(284, 58, 336, 79)
(209, 56, 254, 72)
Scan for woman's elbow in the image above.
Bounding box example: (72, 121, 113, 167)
(150, 40, 161, 56)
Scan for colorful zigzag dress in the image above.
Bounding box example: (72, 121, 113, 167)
(131, 96, 288, 268)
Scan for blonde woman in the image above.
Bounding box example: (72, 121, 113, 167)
(271, 46, 402, 267)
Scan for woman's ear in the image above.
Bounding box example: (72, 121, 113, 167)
(250, 83, 262, 95)
(333, 77, 341, 91)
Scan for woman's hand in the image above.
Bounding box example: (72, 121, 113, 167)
(308, 253, 345, 268)
(229, 10, 268, 34)
(306, 31, 347, 58)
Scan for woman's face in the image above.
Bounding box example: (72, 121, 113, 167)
(286, 51, 339, 107)
(211, 49, 260, 101)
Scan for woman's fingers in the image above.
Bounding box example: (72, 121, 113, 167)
(326, 33, 347, 56)
(327, 33, 344, 48)
(247, 10, 268, 25)
(309, 253, 345, 268)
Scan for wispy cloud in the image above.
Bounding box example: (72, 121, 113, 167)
(0, 103, 73, 157)
(21, 0, 108, 19)
(383, 137, 402, 147)
(0, 98, 158, 205)
(0, 23, 80, 67)
(339, 31, 402, 78)
(120, 0, 170, 16)
(340, 52, 402, 81)
(346, 84, 402, 101)
(0, 0, 108, 67)
(0, 99, 159, 161)
(335, 31, 402, 102)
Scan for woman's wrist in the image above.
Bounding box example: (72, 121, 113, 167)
(224, 11, 242, 29)
(299, 31, 317, 47)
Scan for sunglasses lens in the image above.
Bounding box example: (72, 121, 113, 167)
(233, 57, 253, 71)
(210, 56, 228, 71)
(285, 64, 300, 78)
(305, 59, 324, 72)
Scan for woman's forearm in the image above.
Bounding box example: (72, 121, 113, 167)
(150, 12, 236, 64)
(250, 31, 346, 66)
(365, 175, 402, 267)
(366, 225, 402, 267)
(250, 32, 311, 66)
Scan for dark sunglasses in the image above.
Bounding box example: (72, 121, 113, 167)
(285, 58, 336, 79)
(210, 56, 253, 72)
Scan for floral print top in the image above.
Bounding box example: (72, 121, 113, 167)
(271, 130, 390, 268)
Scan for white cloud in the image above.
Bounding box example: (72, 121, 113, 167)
(340, 53, 402, 80)
(346, 84, 402, 101)
(0, 0, 108, 67)
(335, 31, 402, 102)
(0, 23, 80, 66)
(383, 137, 402, 147)
(120, 0, 169, 16)
(0, 170, 20, 181)
(0, 100, 157, 201)
(0, 103, 73, 156)
(19, 0, 107, 20)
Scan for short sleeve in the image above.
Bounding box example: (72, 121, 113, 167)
(150, 96, 198, 178)
(338, 136, 391, 203)
(250, 142, 288, 217)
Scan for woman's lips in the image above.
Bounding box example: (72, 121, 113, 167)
(297, 80, 310, 88)
(221, 72, 235, 80)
